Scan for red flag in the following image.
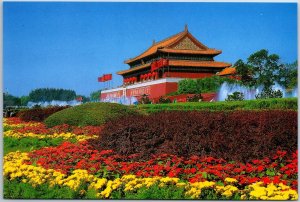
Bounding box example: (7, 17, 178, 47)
(98, 76, 104, 82)
(102, 74, 112, 82)
(107, 74, 112, 81)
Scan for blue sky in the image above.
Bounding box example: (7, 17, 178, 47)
(4, 2, 298, 97)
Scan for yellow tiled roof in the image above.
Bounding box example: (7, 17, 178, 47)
(124, 29, 218, 64)
(217, 67, 236, 76)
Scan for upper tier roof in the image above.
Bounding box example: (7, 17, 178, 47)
(124, 27, 221, 64)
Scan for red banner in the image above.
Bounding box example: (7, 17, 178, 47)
(157, 59, 163, 68)
(151, 61, 158, 72)
(151, 59, 169, 72)
(162, 59, 169, 66)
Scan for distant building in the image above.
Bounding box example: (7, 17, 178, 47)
(101, 26, 232, 101)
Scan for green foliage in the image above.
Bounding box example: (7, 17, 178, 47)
(84, 189, 98, 199)
(20, 96, 30, 106)
(4, 178, 77, 199)
(120, 184, 187, 199)
(247, 49, 281, 88)
(198, 188, 224, 200)
(235, 50, 298, 89)
(139, 94, 151, 104)
(186, 94, 203, 102)
(136, 98, 297, 113)
(44, 102, 141, 127)
(90, 90, 101, 101)
(226, 92, 245, 101)
(255, 88, 283, 99)
(3, 93, 21, 107)
(28, 88, 76, 102)
(234, 59, 254, 86)
(3, 137, 75, 155)
(178, 79, 200, 94)
(178, 76, 237, 94)
(158, 96, 171, 104)
(277, 61, 298, 89)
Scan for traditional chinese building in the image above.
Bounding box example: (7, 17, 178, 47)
(101, 26, 232, 102)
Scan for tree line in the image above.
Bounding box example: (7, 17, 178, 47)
(3, 88, 102, 108)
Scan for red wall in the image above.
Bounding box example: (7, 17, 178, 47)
(163, 72, 214, 79)
(100, 82, 179, 100)
(100, 90, 123, 100)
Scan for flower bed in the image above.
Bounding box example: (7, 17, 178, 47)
(3, 117, 298, 199)
(3, 149, 298, 200)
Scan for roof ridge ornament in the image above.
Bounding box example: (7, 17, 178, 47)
(152, 39, 156, 45)
(185, 24, 188, 32)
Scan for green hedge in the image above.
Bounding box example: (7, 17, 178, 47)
(44, 102, 140, 127)
(135, 98, 297, 113)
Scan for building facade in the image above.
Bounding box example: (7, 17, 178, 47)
(101, 26, 232, 101)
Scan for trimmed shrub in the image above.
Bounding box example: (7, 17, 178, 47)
(136, 98, 297, 113)
(186, 94, 203, 102)
(44, 102, 140, 127)
(17, 106, 69, 122)
(139, 94, 151, 104)
(226, 92, 244, 101)
(178, 76, 238, 94)
(158, 96, 171, 104)
(89, 110, 297, 162)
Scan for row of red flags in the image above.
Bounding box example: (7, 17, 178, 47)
(141, 72, 157, 79)
(151, 58, 169, 72)
(124, 71, 159, 84)
(124, 77, 137, 83)
(98, 74, 112, 82)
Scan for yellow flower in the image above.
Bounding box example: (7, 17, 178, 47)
(224, 177, 237, 183)
(250, 187, 267, 199)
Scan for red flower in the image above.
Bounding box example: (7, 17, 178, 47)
(262, 177, 271, 184)
(257, 165, 264, 172)
(273, 176, 280, 184)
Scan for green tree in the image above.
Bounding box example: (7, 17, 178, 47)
(247, 49, 281, 89)
(90, 90, 101, 101)
(20, 96, 30, 106)
(3, 93, 21, 107)
(234, 59, 253, 86)
(277, 60, 297, 89)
